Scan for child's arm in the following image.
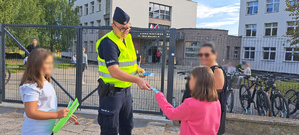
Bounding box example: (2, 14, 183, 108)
(155, 92, 190, 120)
(25, 101, 69, 120)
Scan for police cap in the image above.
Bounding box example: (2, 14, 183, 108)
(113, 7, 130, 25)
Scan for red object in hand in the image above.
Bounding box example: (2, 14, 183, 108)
(75, 120, 79, 125)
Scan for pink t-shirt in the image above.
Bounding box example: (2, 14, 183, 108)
(155, 92, 221, 135)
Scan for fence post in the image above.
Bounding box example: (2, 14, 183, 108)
(160, 30, 167, 93)
(0, 24, 5, 103)
(166, 28, 176, 105)
(75, 27, 83, 105)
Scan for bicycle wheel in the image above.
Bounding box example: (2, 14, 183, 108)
(5, 68, 11, 85)
(271, 93, 290, 118)
(256, 89, 271, 117)
(284, 89, 297, 115)
(239, 84, 251, 110)
(226, 90, 234, 113)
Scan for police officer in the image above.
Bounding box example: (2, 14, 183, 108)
(96, 7, 151, 135)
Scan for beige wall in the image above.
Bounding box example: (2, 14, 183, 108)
(112, 0, 197, 28)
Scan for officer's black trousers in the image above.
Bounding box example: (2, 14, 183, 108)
(98, 87, 133, 135)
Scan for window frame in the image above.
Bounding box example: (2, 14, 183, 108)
(245, 24, 257, 37)
(90, 1, 95, 14)
(265, 23, 278, 36)
(233, 47, 240, 59)
(97, 0, 101, 12)
(287, 21, 297, 35)
(106, 0, 110, 14)
(266, 0, 280, 13)
(285, 48, 299, 62)
(149, 2, 171, 21)
(243, 47, 255, 60)
(263, 47, 276, 61)
(184, 42, 203, 59)
(84, 4, 88, 15)
(226, 46, 230, 59)
(247, 1, 258, 15)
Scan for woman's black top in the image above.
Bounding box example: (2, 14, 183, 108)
(181, 65, 227, 135)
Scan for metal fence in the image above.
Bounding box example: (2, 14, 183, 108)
(1, 23, 299, 118)
(0, 23, 176, 115)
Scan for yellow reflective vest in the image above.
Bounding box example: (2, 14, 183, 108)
(96, 31, 137, 88)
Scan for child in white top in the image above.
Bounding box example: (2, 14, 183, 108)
(19, 48, 76, 135)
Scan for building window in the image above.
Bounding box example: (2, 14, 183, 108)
(84, 41, 88, 52)
(90, 41, 94, 52)
(267, 0, 279, 13)
(263, 47, 276, 60)
(246, 24, 257, 36)
(84, 4, 88, 15)
(149, 23, 170, 29)
(244, 47, 255, 59)
(226, 46, 230, 59)
(97, 20, 101, 26)
(106, 0, 110, 14)
(90, 2, 94, 14)
(265, 23, 278, 36)
(105, 19, 110, 26)
(79, 6, 83, 16)
(233, 47, 240, 59)
(149, 3, 171, 20)
(285, 48, 299, 62)
(287, 21, 297, 35)
(90, 21, 94, 34)
(185, 42, 203, 58)
(247, 1, 258, 15)
(97, 0, 101, 11)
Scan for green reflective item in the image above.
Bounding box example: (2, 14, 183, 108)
(52, 98, 80, 133)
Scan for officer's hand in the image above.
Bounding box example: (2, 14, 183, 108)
(138, 68, 146, 78)
(136, 78, 151, 91)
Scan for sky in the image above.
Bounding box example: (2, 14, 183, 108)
(194, 0, 240, 35)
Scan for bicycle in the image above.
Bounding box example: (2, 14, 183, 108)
(239, 75, 272, 116)
(262, 74, 290, 118)
(226, 71, 240, 113)
(284, 89, 299, 115)
(5, 67, 11, 85)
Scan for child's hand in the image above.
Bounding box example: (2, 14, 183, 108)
(68, 114, 77, 123)
(57, 108, 70, 118)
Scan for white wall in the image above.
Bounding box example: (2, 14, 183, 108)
(239, 0, 294, 37)
(238, 0, 299, 74)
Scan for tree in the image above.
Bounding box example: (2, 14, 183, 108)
(40, 0, 79, 52)
(0, 0, 21, 24)
(0, 0, 79, 52)
(285, 0, 299, 46)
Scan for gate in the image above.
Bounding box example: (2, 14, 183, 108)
(0, 23, 176, 115)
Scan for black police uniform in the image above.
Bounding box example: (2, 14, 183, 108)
(97, 7, 134, 135)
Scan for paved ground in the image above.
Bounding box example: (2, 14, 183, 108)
(0, 106, 180, 135)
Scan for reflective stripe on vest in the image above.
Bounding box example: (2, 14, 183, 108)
(98, 60, 137, 67)
(99, 71, 137, 78)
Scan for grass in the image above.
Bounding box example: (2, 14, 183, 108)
(5, 58, 75, 74)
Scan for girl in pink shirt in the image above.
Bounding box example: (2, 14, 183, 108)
(154, 66, 221, 135)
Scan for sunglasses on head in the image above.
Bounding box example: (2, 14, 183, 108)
(198, 53, 210, 57)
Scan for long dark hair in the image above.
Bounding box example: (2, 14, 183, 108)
(191, 66, 218, 102)
(20, 48, 52, 89)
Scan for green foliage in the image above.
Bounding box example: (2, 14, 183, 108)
(1, 0, 80, 53)
(285, 0, 299, 46)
